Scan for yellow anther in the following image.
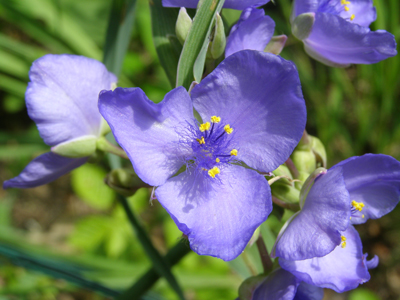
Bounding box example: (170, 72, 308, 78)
(208, 166, 220, 178)
(224, 124, 233, 134)
(362, 214, 365, 218)
(344, 6, 349, 11)
(230, 149, 238, 156)
(341, 235, 347, 248)
(216, 158, 220, 163)
(341, 0, 350, 5)
(351, 200, 365, 212)
(199, 122, 211, 132)
(211, 116, 221, 123)
(196, 137, 205, 144)
(350, 14, 355, 21)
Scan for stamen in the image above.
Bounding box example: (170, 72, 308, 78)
(224, 124, 233, 134)
(344, 6, 349, 11)
(211, 116, 221, 123)
(199, 122, 211, 132)
(215, 158, 220, 163)
(351, 200, 365, 212)
(208, 166, 220, 178)
(350, 14, 355, 20)
(196, 137, 205, 144)
(341, 0, 350, 5)
(230, 149, 238, 156)
(341, 235, 346, 248)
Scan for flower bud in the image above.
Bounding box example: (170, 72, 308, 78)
(309, 135, 327, 168)
(51, 135, 97, 158)
(264, 35, 287, 55)
(291, 149, 316, 175)
(292, 12, 315, 40)
(105, 168, 149, 197)
(209, 13, 226, 59)
(176, 7, 192, 45)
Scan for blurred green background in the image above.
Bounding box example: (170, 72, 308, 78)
(0, 0, 399, 299)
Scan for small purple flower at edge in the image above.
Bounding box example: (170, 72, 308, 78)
(292, 0, 397, 66)
(3, 54, 116, 189)
(225, 7, 276, 58)
(272, 154, 400, 292)
(98, 50, 306, 261)
(162, 0, 270, 10)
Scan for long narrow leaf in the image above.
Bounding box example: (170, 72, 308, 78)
(176, 0, 225, 89)
(103, 0, 137, 76)
(150, 0, 182, 87)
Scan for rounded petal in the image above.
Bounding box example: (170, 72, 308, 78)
(225, 8, 275, 57)
(272, 167, 350, 260)
(155, 164, 272, 261)
(294, 282, 324, 300)
(3, 152, 86, 189)
(27, 54, 117, 146)
(99, 87, 195, 187)
(162, 0, 270, 10)
(280, 226, 371, 293)
(304, 12, 397, 66)
(191, 50, 306, 173)
(253, 268, 299, 300)
(331, 154, 400, 224)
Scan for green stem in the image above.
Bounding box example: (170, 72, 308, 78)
(272, 196, 300, 212)
(255, 235, 273, 274)
(117, 195, 186, 300)
(96, 136, 129, 160)
(117, 241, 191, 300)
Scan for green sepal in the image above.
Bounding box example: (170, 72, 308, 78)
(176, 7, 193, 45)
(209, 13, 226, 59)
(292, 12, 315, 40)
(291, 149, 316, 174)
(51, 135, 97, 158)
(238, 274, 268, 300)
(309, 135, 327, 168)
(264, 35, 287, 55)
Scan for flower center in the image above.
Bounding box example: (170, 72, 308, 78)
(349, 200, 365, 220)
(318, 0, 355, 21)
(188, 115, 238, 179)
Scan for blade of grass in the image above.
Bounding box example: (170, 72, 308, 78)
(176, 0, 225, 89)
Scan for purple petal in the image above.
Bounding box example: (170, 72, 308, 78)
(99, 87, 194, 186)
(253, 268, 299, 300)
(225, 7, 275, 57)
(273, 167, 350, 260)
(365, 254, 379, 269)
(294, 282, 324, 300)
(191, 50, 306, 173)
(338, 0, 376, 27)
(155, 164, 272, 261)
(3, 152, 86, 189)
(331, 154, 400, 225)
(292, 0, 320, 19)
(162, 0, 270, 10)
(304, 12, 397, 66)
(280, 226, 371, 293)
(27, 54, 117, 146)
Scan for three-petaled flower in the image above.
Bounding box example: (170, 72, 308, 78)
(272, 154, 400, 292)
(292, 0, 397, 66)
(99, 50, 306, 261)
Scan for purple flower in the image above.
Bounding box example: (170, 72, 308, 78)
(292, 0, 397, 66)
(279, 225, 378, 293)
(3, 54, 117, 189)
(272, 154, 400, 261)
(252, 268, 324, 300)
(99, 50, 306, 261)
(225, 7, 275, 57)
(162, 0, 270, 10)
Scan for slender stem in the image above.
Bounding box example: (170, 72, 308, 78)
(241, 251, 257, 276)
(284, 157, 299, 179)
(272, 196, 300, 212)
(116, 241, 191, 300)
(255, 236, 273, 274)
(97, 136, 129, 160)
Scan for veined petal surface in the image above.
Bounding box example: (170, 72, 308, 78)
(162, 0, 270, 10)
(294, 282, 324, 300)
(331, 154, 400, 224)
(27, 54, 116, 146)
(280, 226, 371, 293)
(155, 164, 272, 261)
(225, 7, 275, 57)
(303, 12, 397, 66)
(273, 167, 350, 260)
(99, 87, 195, 186)
(191, 50, 306, 173)
(3, 152, 86, 189)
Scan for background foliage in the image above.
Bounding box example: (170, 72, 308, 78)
(0, 0, 399, 299)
